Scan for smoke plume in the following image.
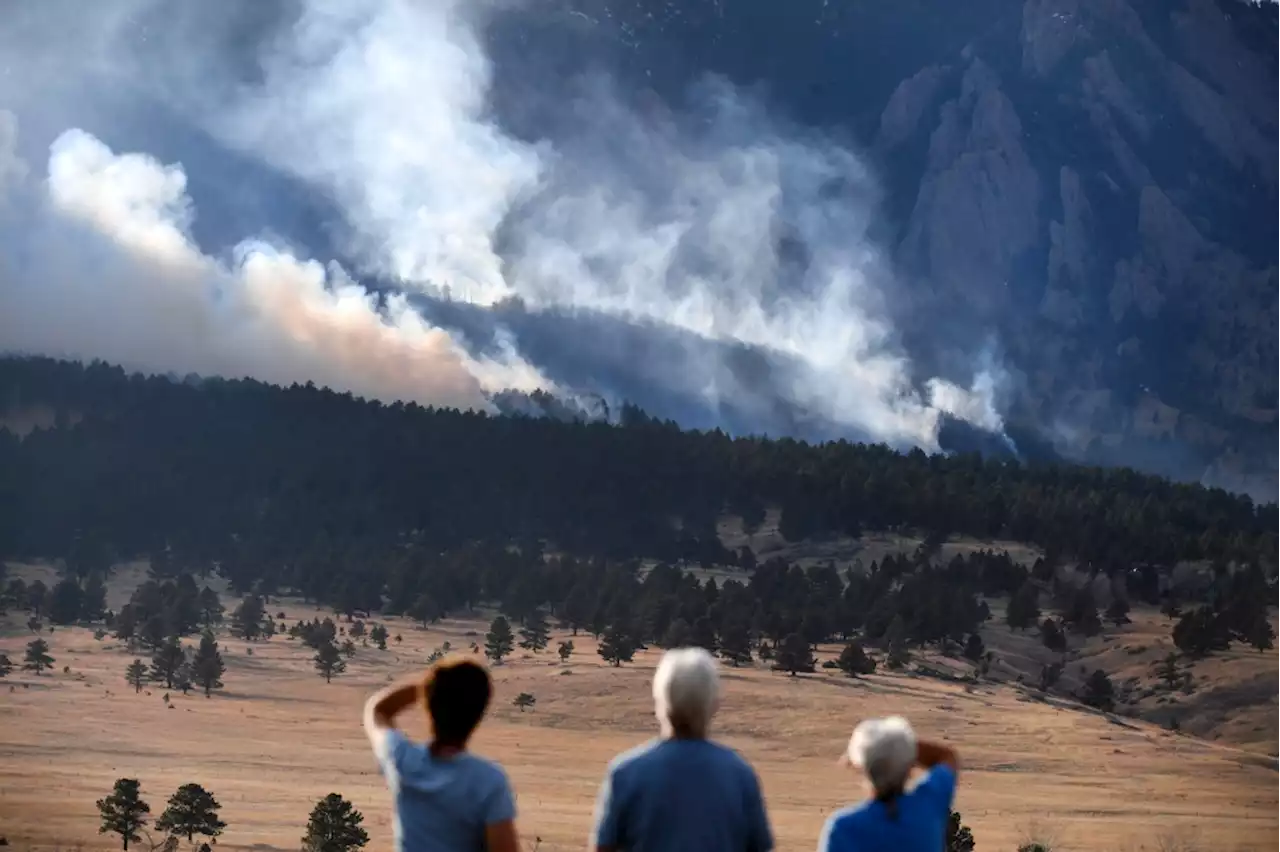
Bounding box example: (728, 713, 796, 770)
(0, 0, 1011, 451)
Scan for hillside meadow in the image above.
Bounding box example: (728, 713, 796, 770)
(0, 564, 1276, 852)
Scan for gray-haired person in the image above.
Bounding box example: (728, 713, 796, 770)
(817, 716, 959, 852)
(591, 647, 774, 852)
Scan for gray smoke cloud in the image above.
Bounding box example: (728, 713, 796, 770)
(0, 0, 1010, 450)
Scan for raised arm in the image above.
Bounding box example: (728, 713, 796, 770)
(915, 738, 960, 777)
(362, 676, 422, 766)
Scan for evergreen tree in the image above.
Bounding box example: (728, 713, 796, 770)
(114, 605, 138, 645)
(962, 633, 985, 663)
(198, 587, 224, 627)
(25, 579, 47, 616)
(719, 622, 753, 667)
(23, 638, 54, 674)
(836, 640, 876, 677)
(97, 778, 150, 850)
(485, 616, 515, 663)
(0, 653, 12, 678)
(314, 640, 346, 683)
(192, 630, 226, 696)
(149, 635, 186, 689)
(409, 593, 441, 627)
(47, 577, 83, 625)
(340, 639, 357, 658)
(125, 659, 148, 693)
(884, 615, 911, 670)
(1156, 652, 1181, 689)
(774, 632, 815, 676)
(557, 639, 574, 662)
(369, 623, 388, 650)
(301, 793, 369, 852)
(1039, 617, 1068, 653)
(1081, 669, 1116, 711)
(661, 618, 692, 648)
(155, 783, 226, 843)
(231, 594, 266, 640)
(598, 623, 636, 667)
(513, 692, 537, 712)
(1006, 580, 1040, 630)
(691, 616, 719, 654)
(82, 572, 109, 621)
(140, 614, 168, 650)
(946, 810, 975, 852)
(518, 610, 550, 652)
(1105, 596, 1131, 626)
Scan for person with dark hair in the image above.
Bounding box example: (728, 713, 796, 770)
(817, 716, 959, 852)
(363, 655, 521, 852)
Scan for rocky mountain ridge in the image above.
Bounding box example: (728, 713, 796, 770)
(487, 0, 1278, 498)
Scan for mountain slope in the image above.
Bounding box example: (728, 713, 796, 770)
(484, 0, 1279, 497)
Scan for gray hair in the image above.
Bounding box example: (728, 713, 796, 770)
(846, 716, 917, 794)
(653, 647, 720, 737)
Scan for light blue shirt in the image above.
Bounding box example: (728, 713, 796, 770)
(592, 738, 774, 852)
(370, 729, 515, 852)
(817, 765, 957, 852)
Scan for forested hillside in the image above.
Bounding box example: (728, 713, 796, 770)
(1, 355, 1275, 731)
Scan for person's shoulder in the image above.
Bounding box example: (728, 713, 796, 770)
(827, 800, 880, 830)
(457, 752, 511, 784)
(608, 738, 665, 773)
(702, 740, 759, 776)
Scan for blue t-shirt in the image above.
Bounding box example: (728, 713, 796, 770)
(817, 765, 957, 852)
(371, 729, 515, 852)
(592, 738, 774, 852)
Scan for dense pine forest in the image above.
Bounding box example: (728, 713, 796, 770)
(0, 356, 1275, 673)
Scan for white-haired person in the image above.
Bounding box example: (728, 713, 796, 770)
(817, 716, 959, 852)
(591, 647, 774, 852)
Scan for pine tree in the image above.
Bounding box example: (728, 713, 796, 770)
(1105, 596, 1131, 626)
(155, 783, 226, 843)
(557, 639, 574, 662)
(198, 587, 224, 627)
(149, 635, 186, 689)
(719, 622, 753, 667)
(774, 632, 815, 675)
(513, 692, 536, 712)
(598, 623, 636, 667)
(1156, 652, 1181, 689)
(962, 633, 985, 663)
(314, 640, 346, 683)
(125, 659, 148, 693)
(82, 572, 109, 621)
(301, 793, 369, 852)
(518, 610, 550, 652)
(192, 631, 226, 697)
(1006, 580, 1040, 630)
(884, 615, 911, 670)
(409, 593, 441, 627)
(660, 618, 692, 649)
(946, 810, 975, 852)
(231, 594, 266, 640)
(369, 623, 388, 650)
(1082, 669, 1115, 711)
(23, 638, 54, 674)
(691, 616, 718, 654)
(0, 653, 13, 678)
(836, 640, 876, 677)
(97, 778, 150, 850)
(485, 616, 515, 664)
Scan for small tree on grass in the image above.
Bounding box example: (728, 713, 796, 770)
(774, 633, 814, 676)
(156, 783, 226, 844)
(192, 630, 226, 697)
(719, 623, 753, 667)
(1156, 652, 1181, 689)
(513, 692, 536, 712)
(485, 616, 515, 664)
(315, 640, 347, 683)
(340, 639, 357, 658)
(518, 610, 550, 652)
(302, 793, 369, 852)
(0, 653, 12, 678)
(369, 624, 388, 650)
(597, 623, 636, 667)
(126, 659, 148, 693)
(946, 810, 975, 852)
(836, 641, 876, 677)
(557, 639, 574, 662)
(1081, 669, 1115, 711)
(962, 633, 985, 663)
(97, 778, 150, 850)
(150, 636, 186, 689)
(23, 637, 54, 674)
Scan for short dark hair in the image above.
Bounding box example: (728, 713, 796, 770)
(424, 657, 492, 747)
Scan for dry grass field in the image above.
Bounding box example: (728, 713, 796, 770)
(0, 563, 1276, 852)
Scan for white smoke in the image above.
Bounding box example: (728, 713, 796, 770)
(0, 0, 1010, 450)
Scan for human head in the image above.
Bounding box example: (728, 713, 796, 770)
(423, 656, 493, 747)
(843, 716, 917, 795)
(653, 647, 720, 738)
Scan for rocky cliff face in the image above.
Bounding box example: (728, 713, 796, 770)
(486, 0, 1278, 498)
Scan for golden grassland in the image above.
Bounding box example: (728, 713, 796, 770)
(0, 563, 1276, 852)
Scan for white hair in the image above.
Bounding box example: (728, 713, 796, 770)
(846, 716, 917, 793)
(652, 647, 720, 737)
